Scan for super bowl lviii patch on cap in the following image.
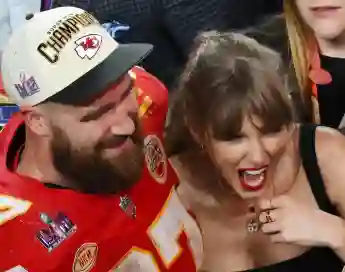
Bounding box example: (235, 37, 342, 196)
(1, 7, 153, 107)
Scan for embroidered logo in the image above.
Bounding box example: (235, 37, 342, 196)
(75, 34, 102, 59)
(36, 212, 77, 252)
(119, 195, 136, 219)
(14, 73, 40, 99)
(73, 243, 98, 272)
(144, 135, 167, 184)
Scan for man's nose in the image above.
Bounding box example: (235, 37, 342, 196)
(106, 90, 138, 135)
(109, 116, 136, 136)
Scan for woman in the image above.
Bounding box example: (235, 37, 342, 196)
(247, 0, 345, 129)
(166, 31, 345, 271)
(285, 0, 345, 129)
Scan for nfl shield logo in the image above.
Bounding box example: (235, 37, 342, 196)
(119, 195, 136, 219)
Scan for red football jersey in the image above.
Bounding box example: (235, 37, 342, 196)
(0, 68, 203, 272)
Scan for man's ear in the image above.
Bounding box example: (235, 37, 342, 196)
(22, 106, 52, 137)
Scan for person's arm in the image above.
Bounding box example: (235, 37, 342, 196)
(51, 0, 92, 10)
(160, 0, 262, 59)
(315, 126, 345, 261)
(159, 0, 217, 59)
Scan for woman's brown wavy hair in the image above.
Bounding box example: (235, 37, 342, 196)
(165, 31, 295, 160)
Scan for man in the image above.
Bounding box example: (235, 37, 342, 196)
(0, 6, 202, 271)
(51, 0, 282, 89)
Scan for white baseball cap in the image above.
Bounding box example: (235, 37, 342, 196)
(0, 6, 153, 107)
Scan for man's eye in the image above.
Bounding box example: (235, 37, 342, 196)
(80, 103, 115, 122)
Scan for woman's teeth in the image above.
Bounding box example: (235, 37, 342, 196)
(239, 167, 267, 190)
(243, 168, 266, 175)
(243, 172, 265, 187)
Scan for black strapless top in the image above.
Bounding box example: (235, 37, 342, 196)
(245, 124, 344, 272)
(318, 55, 345, 128)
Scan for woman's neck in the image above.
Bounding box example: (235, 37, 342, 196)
(317, 33, 345, 58)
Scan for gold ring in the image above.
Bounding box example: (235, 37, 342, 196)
(265, 210, 274, 223)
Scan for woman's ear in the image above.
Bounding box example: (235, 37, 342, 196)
(184, 117, 207, 148)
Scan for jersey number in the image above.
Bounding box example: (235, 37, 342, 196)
(113, 189, 202, 271)
(0, 195, 32, 226)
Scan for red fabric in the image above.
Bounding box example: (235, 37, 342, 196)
(0, 70, 200, 271)
(307, 41, 332, 98)
(0, 74, 4, 95)
(132, 66, 168, 134)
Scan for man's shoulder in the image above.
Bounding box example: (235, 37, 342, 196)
(131, 66, 168, 109)
(131, 67, 168, 133)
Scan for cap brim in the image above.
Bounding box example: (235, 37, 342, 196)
(45, 43, 153, 105)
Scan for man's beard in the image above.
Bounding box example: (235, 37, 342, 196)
(50, 119, 144, 194)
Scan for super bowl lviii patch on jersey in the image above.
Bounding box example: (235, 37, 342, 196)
(36, 212, 76, 252)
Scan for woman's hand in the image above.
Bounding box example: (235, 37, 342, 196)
(258, 196, 345, 249)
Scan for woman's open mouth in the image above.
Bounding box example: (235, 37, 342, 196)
(238, 166, 267, 191)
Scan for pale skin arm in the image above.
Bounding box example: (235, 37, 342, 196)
(170, 157, 192, 211)
(315, 126, 345, 261)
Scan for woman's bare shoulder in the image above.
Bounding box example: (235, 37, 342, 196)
(170, 157, 220, 210)
(314, 126, 345, 205)
(315, 126, 345, 156)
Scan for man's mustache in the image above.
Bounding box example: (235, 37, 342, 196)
(98, 135, 130, 149)
(97, 122, 142, 150)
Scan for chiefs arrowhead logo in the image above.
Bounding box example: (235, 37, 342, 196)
(144, 135, 167, 184)
(74, 34, 102, 60)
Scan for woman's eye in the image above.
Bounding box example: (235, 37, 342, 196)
(265, 131, 281, 136)
(229, 135, 245, 141)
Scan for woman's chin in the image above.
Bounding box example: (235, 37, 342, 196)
(314, 25, 345, 41)
(231, 179, 267, 200)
